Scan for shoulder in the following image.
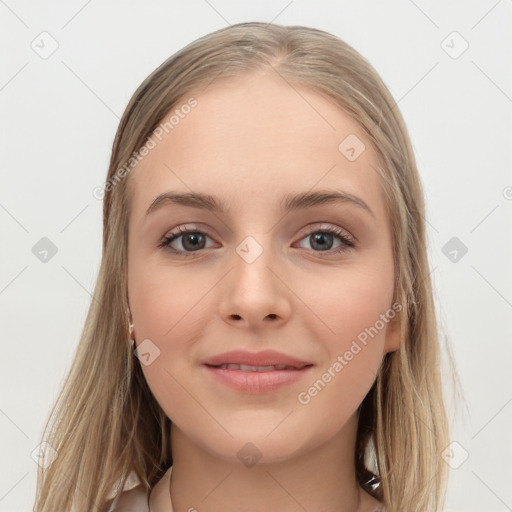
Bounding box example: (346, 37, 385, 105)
(105, 466, 172, 511)
(105, 470, 149, 511)
(107, 485, 150, 511)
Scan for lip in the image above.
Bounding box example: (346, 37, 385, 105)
(202, 349, 314, 394)
(202, 349, 312, 369)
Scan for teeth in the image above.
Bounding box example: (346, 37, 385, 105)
(216, 364, 293, 371)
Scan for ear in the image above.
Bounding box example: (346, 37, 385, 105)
(383, 309, 402, 354)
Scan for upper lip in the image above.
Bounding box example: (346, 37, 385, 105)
(202, 349, 313, 369)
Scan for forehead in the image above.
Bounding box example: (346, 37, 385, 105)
(128, 71, 386, 221)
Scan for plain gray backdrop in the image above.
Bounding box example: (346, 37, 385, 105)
(1, 1, 511, 511)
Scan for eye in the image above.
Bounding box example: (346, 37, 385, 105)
(295, 224, 356, 254)
(158, 223, 356, 257)
(158, 225, 216, 256)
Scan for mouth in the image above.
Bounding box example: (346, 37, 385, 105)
(202, 349, 313, 369)
(206, 363, 312, 371)
(203, 355, 314, 393)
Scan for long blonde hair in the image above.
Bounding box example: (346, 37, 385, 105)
(34, 22, 460, 512)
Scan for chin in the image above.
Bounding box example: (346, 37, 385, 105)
(211, 437, 307, 467)
(209, 421, 315, 464)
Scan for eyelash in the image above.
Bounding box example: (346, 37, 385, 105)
(157, 224, 356, 258)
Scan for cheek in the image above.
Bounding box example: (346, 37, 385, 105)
(295, 352, 378, 443)
(291, 264, 392, 412)
(129, 260, 209, 342)
(127, 262, 215, 418)
(294, 259, 394, 347)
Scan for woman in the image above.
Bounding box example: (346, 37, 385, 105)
(33, 22, 456, 512)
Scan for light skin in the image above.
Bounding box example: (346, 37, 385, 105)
(127, 70, 400, 511)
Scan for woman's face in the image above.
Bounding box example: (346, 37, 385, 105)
(127, 71, 400, 463)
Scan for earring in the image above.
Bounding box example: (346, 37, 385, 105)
(128, 322, 135, 347)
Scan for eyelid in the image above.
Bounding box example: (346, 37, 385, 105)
(299, 222, 356, 244)
(160, 222, 355, 242)
(158, 223, 215, 247)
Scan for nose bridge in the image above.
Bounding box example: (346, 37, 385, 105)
(229, 205, 279, 270)
(233, 232, 279, 293)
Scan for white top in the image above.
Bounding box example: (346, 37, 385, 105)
(107, 466, 173, 511)
(107, 466, 385, 511)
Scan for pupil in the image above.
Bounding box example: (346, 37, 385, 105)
(311, 233, 333, 251)
(183, 233, 204, 251)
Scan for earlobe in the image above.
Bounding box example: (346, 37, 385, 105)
(383, 313, 402, 354)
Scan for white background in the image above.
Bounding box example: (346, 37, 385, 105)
(1, 1, 511, 511)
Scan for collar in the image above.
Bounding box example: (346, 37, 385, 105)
(149, 465, 173, 511)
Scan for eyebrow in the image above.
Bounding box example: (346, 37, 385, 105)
(145, 189, 374, 218)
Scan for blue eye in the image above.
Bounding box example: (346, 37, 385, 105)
(158, 224, 356, 257)
(298, 225, 355, 254)
(158, 226, 214, 256)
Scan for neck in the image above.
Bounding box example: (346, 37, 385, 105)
(168, 411, 378, 512)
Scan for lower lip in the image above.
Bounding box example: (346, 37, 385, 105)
(203, 365, 313, 393)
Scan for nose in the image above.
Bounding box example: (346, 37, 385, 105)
(218, 241, 291, 330)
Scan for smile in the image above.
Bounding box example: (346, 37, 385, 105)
(211, 363, 298, 371)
